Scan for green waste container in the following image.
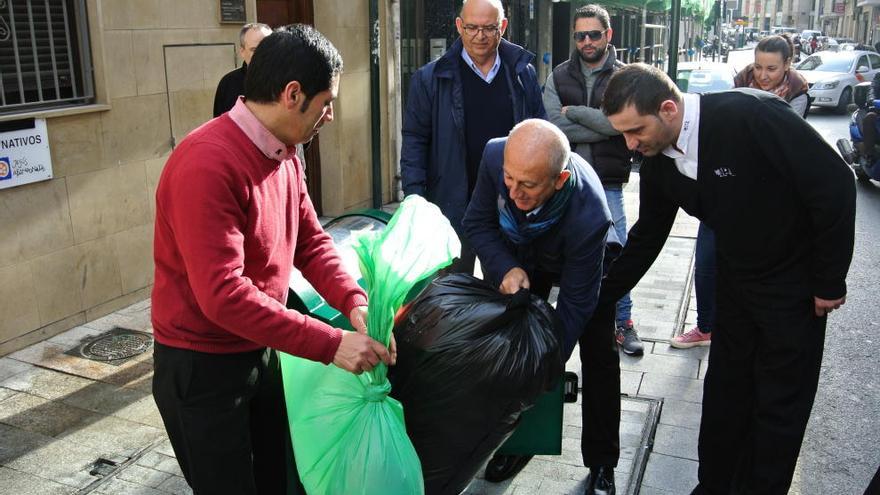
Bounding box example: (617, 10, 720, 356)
(284, 208, 566, 475)
(286, 209, 391, 328)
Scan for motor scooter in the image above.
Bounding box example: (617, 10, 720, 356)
(837, 82, 880, 182)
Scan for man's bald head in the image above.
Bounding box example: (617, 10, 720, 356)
(503, 119, 572, 212)
(460, 0, 505, 22)
(507, 119, 570, 179)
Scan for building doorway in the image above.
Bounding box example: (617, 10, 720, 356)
(255, 0, 323, 215)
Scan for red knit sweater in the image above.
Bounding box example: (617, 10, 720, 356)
(151, 114, 367, 364)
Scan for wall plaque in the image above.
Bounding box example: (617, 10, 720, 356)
(220, 0, 246, 24)
(0, 118, 52, 190)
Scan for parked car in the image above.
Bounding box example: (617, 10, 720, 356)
(800, 29, 822, 41)
(675, 61, 736, 94)
(797, 50, 880, 113)
(839, 41, 875, 52)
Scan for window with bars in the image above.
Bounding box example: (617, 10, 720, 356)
(0, 0, 94, 115)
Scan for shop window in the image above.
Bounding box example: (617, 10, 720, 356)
(0, 0, 94, 115)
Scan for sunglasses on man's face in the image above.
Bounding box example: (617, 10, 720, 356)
(573, 30, 607, 42)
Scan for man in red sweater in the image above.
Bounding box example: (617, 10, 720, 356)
(151, 24, 393, 494)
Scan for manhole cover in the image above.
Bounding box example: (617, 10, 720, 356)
(66, 327, 153, 365)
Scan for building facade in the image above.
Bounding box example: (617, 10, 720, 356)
(0, 0, 402, 355)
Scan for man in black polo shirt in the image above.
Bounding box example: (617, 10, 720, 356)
(601, 64, 855, 495)
(213, 23, 272, 117)
(400, 0, 545, 275)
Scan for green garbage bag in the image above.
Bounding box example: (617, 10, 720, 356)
(281, 195, 461, 495)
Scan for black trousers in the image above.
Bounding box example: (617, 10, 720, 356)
(578, 302, 622, 468)
(531, 275, 621, 469)
(695, 274, 826, 494)
(152, 342, 305, 495)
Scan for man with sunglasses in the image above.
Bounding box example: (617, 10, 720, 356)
(542, 9, 634, 492)
(400, 0, 545, 274)
(543, 5, 644, 365)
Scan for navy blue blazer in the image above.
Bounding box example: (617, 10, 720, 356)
(463, 137, 613, 357)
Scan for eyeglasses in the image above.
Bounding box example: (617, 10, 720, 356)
(573, 30, 607, 42)
(462, 24, 500, 38)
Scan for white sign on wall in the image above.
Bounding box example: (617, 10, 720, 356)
(0, 118, 52, 190)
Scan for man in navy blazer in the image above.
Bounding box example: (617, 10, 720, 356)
(463, 119, 621, 494)
(401, 0, 545, 273)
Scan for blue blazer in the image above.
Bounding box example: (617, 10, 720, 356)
(400, 38, 546, 233)
(463, 137, 614, 357)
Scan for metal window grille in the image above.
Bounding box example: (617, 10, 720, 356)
(0, 0, 94, 115)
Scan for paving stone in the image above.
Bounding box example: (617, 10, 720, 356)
(1, 425, 104, 488)
(136, 451, 183, 477)
(59, 379, 150, 418)
(1, 367, 95, 401)
(640, 453, 699, 494)
(0, 466, 75, 494)
(152, 438, 175, 457)
(84, 313, 149, 333)
(0, 422, 53, 464)
(98, 358, 154, 393)
(621, 370, 643, 396)
(620, 352, 701, 379)
(651, 341, 710, 361)
(462, 476, 513, 494)
(658, 399, 703, 431)
(639, 374, 704, 404)
(117, 299, 151, 315)
(652, 423, 699, 461)
(6, 341, 139, 383)
(110, 394, 164, 429)
(539, 477, 590, 494)
(97, 476, 166, 495)
(0, 392, 101, 438)
(612, 458, 634, 489)
(637, 485, 679, 495)
(0, 357, 33, 382)
(61, 414, 164, 453)
(46, 325, 105, 349)
(116, 463, 173, 488)
(155, 475, 192, 494)
(0, 386, 18, 403)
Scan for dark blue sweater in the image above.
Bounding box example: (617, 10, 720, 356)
(463, 137, 613, 357)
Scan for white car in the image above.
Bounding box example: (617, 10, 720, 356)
(797, 50, 880, 113)
(675, 61, 736, 94)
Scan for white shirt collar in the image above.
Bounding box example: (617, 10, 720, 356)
(461, 48, 501, 83)
(661, 92, 700, 180)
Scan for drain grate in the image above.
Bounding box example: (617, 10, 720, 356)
(66, 327, 153, 365)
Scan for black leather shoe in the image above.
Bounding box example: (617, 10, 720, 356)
(584, 466, 615, 495)
(484, 454, 534, 482)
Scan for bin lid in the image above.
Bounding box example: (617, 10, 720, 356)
(287, 210, 391, 328)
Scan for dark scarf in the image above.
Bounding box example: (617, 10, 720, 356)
(498, 166, 577, 245)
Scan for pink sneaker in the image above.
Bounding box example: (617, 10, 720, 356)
(671, 326, 711, 349)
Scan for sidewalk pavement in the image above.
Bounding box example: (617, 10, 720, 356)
(0, 174, 708, 495)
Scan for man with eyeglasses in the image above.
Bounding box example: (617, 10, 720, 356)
(400, 0, 545, 274)
(541, 5, 634, 493)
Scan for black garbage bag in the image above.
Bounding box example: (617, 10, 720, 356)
(389, 273, 563, 495)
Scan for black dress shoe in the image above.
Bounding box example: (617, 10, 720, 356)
(584, 466, 615, 495)
(484, 454, 534, 482)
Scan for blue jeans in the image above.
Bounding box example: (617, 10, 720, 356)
(604, 186, 632, 324)
(694, 222, 717, 333)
